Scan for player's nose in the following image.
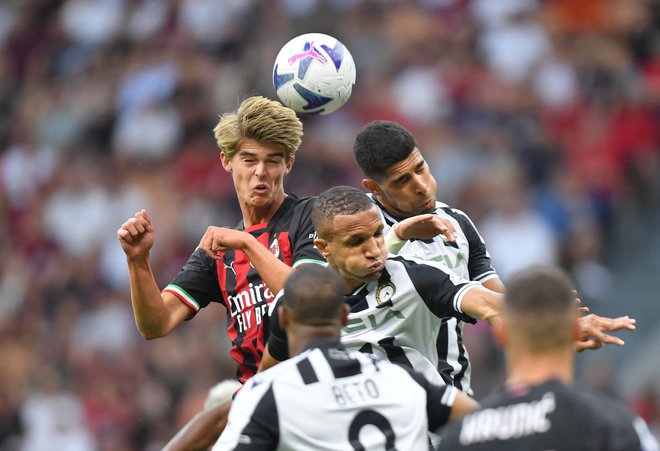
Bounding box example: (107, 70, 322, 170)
(412, 176, 428, 195)
(363, 237, 381, 258)
(254, 161, 267, 178)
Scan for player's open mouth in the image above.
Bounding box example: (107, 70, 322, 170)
(253, 184, 268, 193)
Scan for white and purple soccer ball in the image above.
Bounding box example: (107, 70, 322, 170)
(273, 33, 356, 115)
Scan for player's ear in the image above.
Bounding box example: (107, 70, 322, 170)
(220, 152, 232, 173)
(571, 317, 580, 342)
(279, 305, 289, 330)
(362, 178, 382, 197)
(314, 238, 329, 258)
(284, 156, 295, 174)
(492, 316, 508, 348)
(339, 304, 350, 327)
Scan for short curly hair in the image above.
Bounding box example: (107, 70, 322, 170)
(353, 120, 417, 180)
(213, 96, 303, 162)
(313, 186, 376, 239)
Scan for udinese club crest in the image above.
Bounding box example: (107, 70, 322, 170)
(376, 282, 396, 305)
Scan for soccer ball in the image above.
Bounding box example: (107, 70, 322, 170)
(273, 33, 356, 115)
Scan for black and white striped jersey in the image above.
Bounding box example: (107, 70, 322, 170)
(371, 194, 499, 394)
(213, 341, 458, 451)
(436, 379, 659, 451)
(267, 256, 482, 387)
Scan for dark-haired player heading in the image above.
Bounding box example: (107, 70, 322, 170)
(353, 120, 637, 392)
(436, 266, 658, 451)
(214, 264, 479, 450)
(117, 96, 325, 384)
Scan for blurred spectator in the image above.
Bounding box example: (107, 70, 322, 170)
(20, 366, 97, 451)
(0, 1, 658, 449)
(478, 164, 558, 280)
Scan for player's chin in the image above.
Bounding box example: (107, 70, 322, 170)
(248, 193, 273, 205)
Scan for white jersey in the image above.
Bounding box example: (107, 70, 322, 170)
(371, 194, 499, 393)
(214, 342, 458, 451)
(267, 256, 482, 387)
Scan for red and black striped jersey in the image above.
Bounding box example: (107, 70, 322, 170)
(163, 194, 325, 383)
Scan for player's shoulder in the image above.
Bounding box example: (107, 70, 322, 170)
(570, 385, 654, 450)
(272, 193, 317, 233)
(244, 350, 309, 390)
(385, 254, 457, 277)
(434, 201, 472, 222)
(572, 384, 641, 425)
(287, 193, 316, 208)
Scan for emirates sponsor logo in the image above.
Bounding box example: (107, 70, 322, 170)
(227, 282, 273, 333)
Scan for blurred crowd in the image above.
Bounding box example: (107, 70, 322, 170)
(0, 0, 658, 449)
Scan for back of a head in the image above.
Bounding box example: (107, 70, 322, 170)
(312, 186, 376, 239)
(504, 265, 577, 352)
(283, 264, 345, 325)
(353, 120, 417, 180)
(213, 96, 303, 161)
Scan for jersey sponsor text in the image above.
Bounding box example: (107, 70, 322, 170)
(459, 393, 556, 445)
(227, 282, 273, 333)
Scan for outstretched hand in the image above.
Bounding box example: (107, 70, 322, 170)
(575, 310, 636, 352)
(117, 209, 155, 260)
(394, 214, 458, 243)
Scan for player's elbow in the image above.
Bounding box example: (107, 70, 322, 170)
(136, 322, 170, 340)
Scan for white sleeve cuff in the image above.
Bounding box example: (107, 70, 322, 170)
(384, 226, 406, 254)
(453, 282, 481, 314)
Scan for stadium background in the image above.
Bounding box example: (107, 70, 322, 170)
(0, 0, 658, 449)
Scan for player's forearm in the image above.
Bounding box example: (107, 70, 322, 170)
(460, 286, 503, 325)
(162, 401, 231, 451)
(241, 237, 294, 294)
(258, 345, 281, 372)
(127, 256, 172, 339)
(481, 276, 505, 293)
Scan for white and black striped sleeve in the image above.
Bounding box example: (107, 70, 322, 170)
(393, 256, 479, 323)
(450, 208, 498, 283)
(404, 367, 457, 430)
(213, 381, 279, 450)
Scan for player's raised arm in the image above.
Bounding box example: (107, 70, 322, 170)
(258, 345, 281, 372)
(198, 225, 296, 295)
(455, 285, 504, 326)
(117, 209, 191, 339)
(385, 214, 458, 253)
(162, 399, 233, 451)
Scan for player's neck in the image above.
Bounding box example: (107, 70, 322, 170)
(289, 327, 341, 357)
(240, 194, 286, 228)
(374, 196, 410, 220)
(505, 348, 574, 388)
